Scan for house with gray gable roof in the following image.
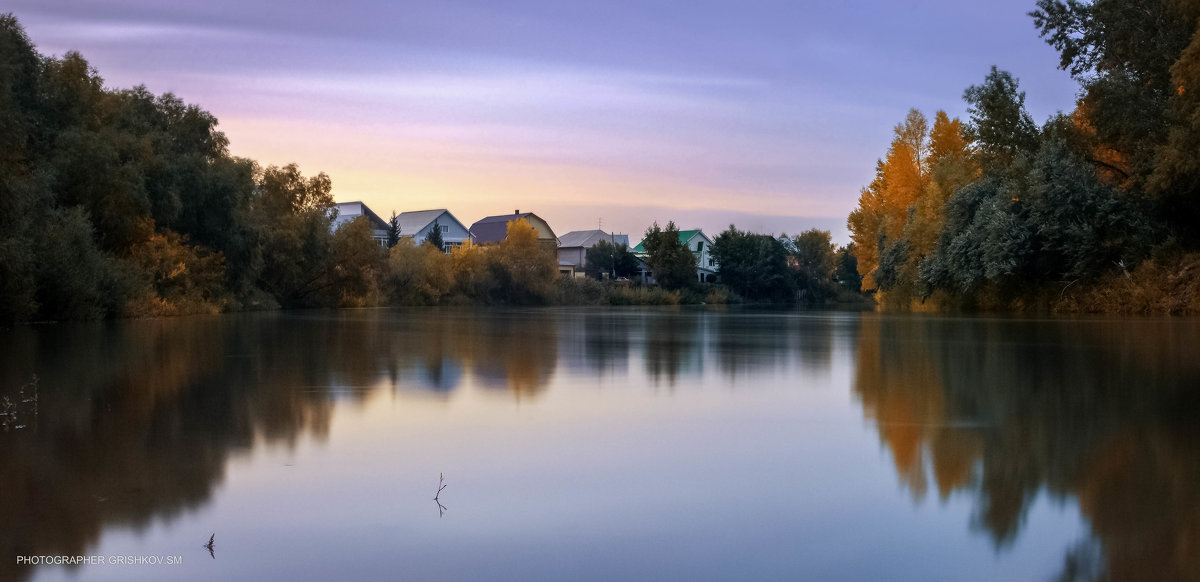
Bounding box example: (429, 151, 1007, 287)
(557, 229, 630, 274)
(394, 209, 472, 252)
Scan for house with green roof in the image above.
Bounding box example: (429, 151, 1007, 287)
(631, 229, 718, 284)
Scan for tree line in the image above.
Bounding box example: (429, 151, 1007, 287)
(0, 11, 873, 322)
(0, 14, 374, 321)
(848, 0, 1200, 313)
(0, 15, 587, 321)
(613, 221, 864, 305)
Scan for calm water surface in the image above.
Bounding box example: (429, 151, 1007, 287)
(2, 308, 1198, 581)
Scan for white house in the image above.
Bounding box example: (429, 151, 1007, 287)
(631, 229, 718, 284)
(332, 201, 389, 246)
(393, 209, 473, 252)
(556, 230, 631, 275)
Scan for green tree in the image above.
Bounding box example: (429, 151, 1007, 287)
(327, 216, 388, 306)
(386, 239, 454, 305)
(1031, 0, 1195, 187)
(0, 14, 356, 320)
(1024, 136, 1153, 280)
(916, 132, 1152, 301)
(710, 226, 793, 301)
(584, 239, 639, 280)
(963, 67, 1040, 171)
(0, 14, 45, 321)
(32, 208, 131, 320)
(834, 244, 863, 293)
(387, 211, 401, 248)
(792, 229, 838, 302)
(424, 219, 445, 251)
(249, 164, 337, 306)
(640, 221, 697, 291)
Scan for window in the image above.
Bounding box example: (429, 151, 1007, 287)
(441, 225, 449, 233)
(709, 258, 715, 267)
(696, 241, 703, 252)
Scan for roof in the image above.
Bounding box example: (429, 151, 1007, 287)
(469, 212, 553, 244)
(557, 230, 630, 249)
(632, 229, 708, 253)
(332, 201, 388, 231)
(393, 209, 468, 237)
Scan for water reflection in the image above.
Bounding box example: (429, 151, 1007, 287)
(0, 316, 336, 582)
(0, 309, 1197, 581)
(853, 315, 1200, 581)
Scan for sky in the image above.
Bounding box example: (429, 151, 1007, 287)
(9, 0, 1080, 243)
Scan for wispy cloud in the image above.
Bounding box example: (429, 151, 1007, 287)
(9, 0, 1080, 239)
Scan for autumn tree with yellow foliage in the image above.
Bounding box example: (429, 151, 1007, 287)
(848, 109, 975, 305)
(385, 218, 558, 305)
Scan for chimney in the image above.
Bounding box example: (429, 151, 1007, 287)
(514, 209, 520, 214)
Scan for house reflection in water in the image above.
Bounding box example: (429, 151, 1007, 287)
(2, 310, 1197, 582)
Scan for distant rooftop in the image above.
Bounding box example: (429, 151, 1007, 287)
(392, 209, 467, 237)
(470, 211, 544, 243)
(558, 229, 629, 249)
(332, 201, 387, 230)
(632, 229, 704, 253)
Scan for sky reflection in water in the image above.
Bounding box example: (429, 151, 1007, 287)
(2, 309, 1197, 581)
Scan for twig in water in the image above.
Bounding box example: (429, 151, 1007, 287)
(435, 473, 447, 501)
(434, 473, 448, 517)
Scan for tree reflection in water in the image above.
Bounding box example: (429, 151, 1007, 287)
(1, 309, 1197, 581)
(853, 315, 1200, 582)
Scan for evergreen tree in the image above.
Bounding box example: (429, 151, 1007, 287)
(424, 219, 445, 252)
(387, 211, 401, 248)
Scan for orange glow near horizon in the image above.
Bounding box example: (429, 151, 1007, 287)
(219, 116, 847, 238)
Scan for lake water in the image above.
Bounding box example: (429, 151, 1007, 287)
(2, 308, 1198, 581)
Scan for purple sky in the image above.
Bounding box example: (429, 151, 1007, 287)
(10, 0, 1078, 243)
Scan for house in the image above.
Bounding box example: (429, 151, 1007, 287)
(332, 201, 389, 246)
(632, 229, 718, 284)
(778, 235, 800, 269)
(392, 209, 472, 252)
(469, 210, 558, 249)
(556, 230, 631, 276)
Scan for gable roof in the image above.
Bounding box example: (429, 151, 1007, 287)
(557, 229, 630, 249)
(469, 212, 555, 244)
(632, 229, 710, 253)
(393, 209, 469, 237)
